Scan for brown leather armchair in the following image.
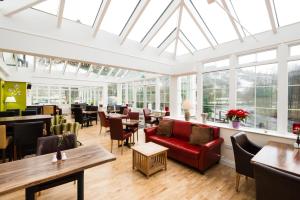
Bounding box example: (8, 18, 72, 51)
(254, 162, 300, 200)
(231, 132, 261, 191)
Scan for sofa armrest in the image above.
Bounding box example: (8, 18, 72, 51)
(203, 138, 224, 151)
(144, 127, 157, 138)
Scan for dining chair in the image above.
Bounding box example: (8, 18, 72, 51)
(87, 106, 98, 125)
(123, 107, 131, 117)
(109, 118, 132, 155)
(99, 111, 110, 135)
(43, 105, 55, 115)
(143, 108, 155, 127)
(74, 108, 91, 128)
(21, 110, 37, 116)
(0, 111, 18, 117)
(253, 162, 300, 200)
(6, 109, 20, 116)
(128, 112, 139, 142)
(0, 125, 12, 163)
(12, 121, 44, 160)
(231, 132, 261, 192)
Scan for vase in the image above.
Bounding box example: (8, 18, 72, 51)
(201, 113, 208, 123)
(232, 121, 240, 129)
(56, 148, 62, 160)
(184, 111, 190, 121)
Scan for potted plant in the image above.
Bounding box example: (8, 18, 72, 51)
(226, 109, 249, 129)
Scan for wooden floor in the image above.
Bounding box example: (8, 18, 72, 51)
(1, 120, 255, 200)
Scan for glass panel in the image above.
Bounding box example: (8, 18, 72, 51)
(256, 87, 277, 108)
(100, 66, 111, 76)
(65, 61, 79, 74)
(256, 64, 277, 86)
(288, 86, 300, 109)
(63, 0, 102, 26)
(274, 0, 300, 26)
(78, 63, 90, 74)
(179, 31, 196, 52)
(33, 0, 59, 15)
(230, 0, 270, 34)
(2, 52, 17, 66)
(149, 9, 178, 47)
(61, 87, 70, 104)
(290, 45, 300, 56)
(101, 0, 140, 35)
(191, 0, 237, 43)
(176, 40, 190, 56)
(288, 110, 300, 132)
(288, 60, 300, 85)
(237, 87, 255, 107)
(128, 0, 172, 42)
(180, 8, 210, 50)
(256, 50, 277, 62)
(165, 40, 176, 53)
(92, 65, 101, 74)
(117, 69, 126, 77)
(110, 68, 119, 76)
(204, 59, 230, 70)
(51, 59, 65, 73)
(256, 108, 277, 130)
(238, 53, 256, 65)
(36, 57, 50, 72)
(71, 88, 79, 104)
(50, 86, 60, 104)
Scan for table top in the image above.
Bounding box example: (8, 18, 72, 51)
(0, 145, 116, 195)
(149, 113, 164, 118)
(122, 119, 139, 126)
(251, 141, 300, 176)
(131, 142, 168, 156)
(107, 113, 127, 118)
(0, 115, 52, 122)
(83, 110, 98, 114)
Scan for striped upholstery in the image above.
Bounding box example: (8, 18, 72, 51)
(51, 115, 66, 126)
(52, 122, 80, 137)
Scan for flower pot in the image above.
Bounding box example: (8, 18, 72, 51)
(232, 121, 240, 129)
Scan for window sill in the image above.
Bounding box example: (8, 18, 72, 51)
(165, 116, 296, 140)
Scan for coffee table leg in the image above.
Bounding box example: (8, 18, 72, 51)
(77, 171, 84, 200)
(164, 152, 167, 170)
(25, 187, 35, 200)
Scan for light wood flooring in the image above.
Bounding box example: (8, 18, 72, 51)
(1, 120, 255, 200)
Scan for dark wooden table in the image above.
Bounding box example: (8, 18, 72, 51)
(0, 145, 116, 200)
(251, 141, 300, 176)
(0, 115, 52, 135)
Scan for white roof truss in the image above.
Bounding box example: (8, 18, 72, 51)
(93, 0, 112, 38)
(4, 0, 47, 17)
(57, 0, 65, 28)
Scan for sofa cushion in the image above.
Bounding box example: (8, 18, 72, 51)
(157, 120, 173, 137)
(190, 126, 213, 145)
(172, 120, 192, 141)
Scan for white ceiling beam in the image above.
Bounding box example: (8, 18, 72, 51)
(158, 29, 177, 55)
(97, 66, 104, 78)
(179, 37, 193, 55)
(265, 0, 277, 34)
(4, 0, 47, 16)
(220, 0, 243, 42)
(106, 68, 114, 76)
(141, 0, 181, 50)
(121, 70, 129, 78)
(93, 0, 111, 38)
(76, 63, 81, 75)
(174, 2, 184, 58)
(87, 64, 93, 76)
(120, 0, 151, 45)
(33, 56, 37, 72)
(49, 58, 53, 73)
(114, 69, 122, 77)
(57, 0, 65, 28)
(183, 3, 215, 48)
(62, 61, 67, 75)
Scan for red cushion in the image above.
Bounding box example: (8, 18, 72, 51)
(172, 121, 192, 141)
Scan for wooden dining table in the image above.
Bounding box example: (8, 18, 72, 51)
(107, 113, 127, 119)
(0, 115, 52, 135)
(0, 145, 116, 200)
(251, 141, 300, 176)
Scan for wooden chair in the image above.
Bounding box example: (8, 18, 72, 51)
(43, 105, 55, 115)
(73, 108, 91, 128)
(128, 112, 139, 142)
(109, 118, 132, 155)
(231, 132, 261, 192)
(99, 111, 110, 134)
(52, 122, 81, 146)
(0, 125, 12, 163)
(143, 108, 155, 127)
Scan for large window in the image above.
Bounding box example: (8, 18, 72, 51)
(128, 83, 133, 106)
(160, 76, 170, 110)
(288, 60, 300, 131)
(178, 75, 197, 116)
(136, 84, 144, 109)
(108, 84, 117, 105)
(146, 86, 155, 110)
(121, 84, 126, 104)
(203, 70, 229, 123)
(237, 64, 278, 130)
(79, 87, 103, 105)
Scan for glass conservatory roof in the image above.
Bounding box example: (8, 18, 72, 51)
(1, 52, 159, 82)
(2, 0, 299, 57)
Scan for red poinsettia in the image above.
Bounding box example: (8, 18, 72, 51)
(226, 109, 249, 122)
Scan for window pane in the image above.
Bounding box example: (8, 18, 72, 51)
(256, 108, 277, 131)
(204, 59, 229, 70)
(36, 57, 50, 72)
(256, 64, 277, 86)
(128, 0, 172, 42)
(51, 59, 65, 73)
(288, 110, 300, 132)
(100, 67, 111, 76)
(238, 53, 256, 65)
(33, 0, 59, 15)
(256, 87, 277, 108)
(288, 60, 300, 85)
(237, 67, 255, 88)
(237, 87, 255, 107)
(290, 45, 300, 56)
(78, 63, 90, 74)
(274, 0, 300, 27)
(256, 50, 277, 62)
(288, 86, 300, 109)
(101, 0, 140, 35)
(65, 61, 79, 74)
(176, 40, 190, 56)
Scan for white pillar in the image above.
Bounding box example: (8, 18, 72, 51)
(170, 75, 179, 117)
(196, 64, 203, 120)
(229, 54, 237, 109)
(277, 44, 289, 133)
(132, 82, 137, 109)
(125, 83, 128, 104)
(117, 83, 122, 105)
(102, 83, 108, 109)
(155, 77, 160, 111)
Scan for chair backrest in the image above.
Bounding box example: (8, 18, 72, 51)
(6, 109, 20, 116)
(254, 162, 300, 200)
(129, 112, 139, 120)
(73, 108, 83, 123)
(51, 115, 66, 126)
(0, 125, 7, 149)
(143, 108, 151, 120)
(21, 110, 37, 116)
(43, 105, 55, 115)
(109, 118, 123, 140)
(62, 122, 80, 137)
(12, 121, 44, 153)
(0, 111, 18, 117)
(36, 133, 77, 156)
(231, 132, 255, 177)
(99, 111, 109, 127)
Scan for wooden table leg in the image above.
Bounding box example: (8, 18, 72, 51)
(45, 118, 51, 135)
(77, 171, 84, 200)
(25, 187, 35, 200)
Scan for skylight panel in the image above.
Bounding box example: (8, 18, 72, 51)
(176, 40, 190, 56)
(101, 0, 140, 35)
(110, 68, 119, 76)
(165, 40, 176, 53)
(63, 0, 103, 26)
(190, 0, 237, 43)
(117, 69, 126, 77)
(180, 8, 210, 50)
(51, 59, 65, 73)
(2, 52, 17, 66)
(65, 61, 79, 74)
(127, 0, 173, 42)
(273, 0, 300, 26)
(2, 53, 33, 68)
(92, 65, 101, 74)
(179, 31, 196, 52)
(78, 63, 90, 74)
(36, 57, 50, 72)
(149, 9, 178, 47)
(100, 66, 111, 76)
(33, 0, 59, 15)
(230, 0, 270, 35)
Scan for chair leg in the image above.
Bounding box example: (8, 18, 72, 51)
(137, 129, 139, 142)
(121, 141, 123, 155)
(99, 126, 102, 135)
(2, 149, 6, 163)
(13, 145, 17, 161)
(236, 173, 241, 192)
(111, 140, 113, 153)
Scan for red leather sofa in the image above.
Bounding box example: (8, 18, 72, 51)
(144, 120, 224, 173)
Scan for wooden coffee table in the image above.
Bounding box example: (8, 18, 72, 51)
(132, 142, 168, 178)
